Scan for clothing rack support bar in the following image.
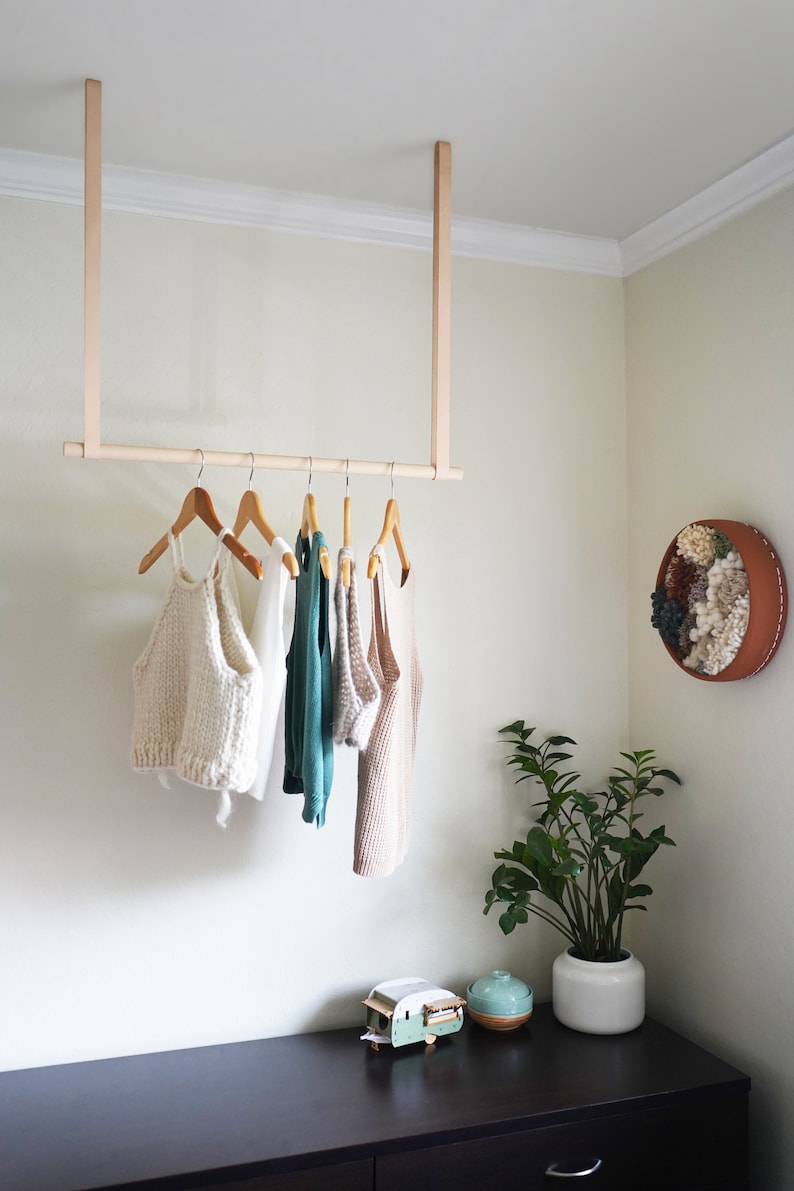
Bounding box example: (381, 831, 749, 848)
(61, 440, 462, 480)
(67, 81, 462, 483)
(431, 141, 451, 479)
(83, 79, 102, 459)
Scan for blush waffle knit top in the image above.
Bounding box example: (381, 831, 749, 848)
(354, 546, 423, 877)
(131, 529, 263, 797)
(283, 530, 334, 826)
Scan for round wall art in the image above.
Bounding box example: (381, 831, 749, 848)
(651, 520, 787, 682)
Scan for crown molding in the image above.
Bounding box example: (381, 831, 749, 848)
(0, 146, 620, 275)
(2, 136, 794, 278)
(453, 217, 621, 275)
(619, 133, 794, 275)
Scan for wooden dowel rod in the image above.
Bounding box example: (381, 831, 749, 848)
(83, 79, 102, 459)
(62, 440, 463, 480)
(431, 140, 452, 479)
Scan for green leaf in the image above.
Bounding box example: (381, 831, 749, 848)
(498, 910, 517, 935)
(500, 721, 534, 739)
(548, 735, 577, 746)
(519, 846, 542, 875)
(524, 825, 554, 867)
(602, 834, 633, 856)
(505, 866, 540, 893)
(655, 768, 682, 784)
(571, 791, 599, 814)
(508, 756, 543, 777)
(607, 868, 623, 909)
(552, 858, 581, 878)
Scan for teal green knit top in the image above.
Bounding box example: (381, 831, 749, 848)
(283, 531, 334, 825)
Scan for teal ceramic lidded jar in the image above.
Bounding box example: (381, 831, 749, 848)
(466, 970, 533, 1031)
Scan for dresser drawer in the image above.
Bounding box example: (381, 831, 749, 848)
(194, 1159, 373, 1191)
(377, 1096, 747, 1191)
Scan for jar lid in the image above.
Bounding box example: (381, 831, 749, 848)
(466, 970, 533, 1016)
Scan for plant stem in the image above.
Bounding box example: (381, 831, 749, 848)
(613, 758, 645, 954)
(524, 905, 578, 948)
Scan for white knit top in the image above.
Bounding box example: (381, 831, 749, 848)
(131, 530, 263, 798)
(332, 546, 380, 749)
(354, 547, 423, 878)
(243, 536, 291, 802)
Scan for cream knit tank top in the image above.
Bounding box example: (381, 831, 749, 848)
(131, 529, 263, 795)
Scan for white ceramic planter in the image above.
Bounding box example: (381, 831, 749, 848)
(552, 948, 645, 1035)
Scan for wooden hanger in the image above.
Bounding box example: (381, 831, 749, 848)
(367, 497, 411, 582)
(301, 460, 332, 580)
(341, 462, 352, 588)
(233, 456, 300, 578)
(138, 453, 262, 580)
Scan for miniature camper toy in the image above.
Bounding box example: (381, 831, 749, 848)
(361, 977, 466, 1050)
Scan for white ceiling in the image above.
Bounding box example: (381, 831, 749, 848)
(2, 0, 794, 244)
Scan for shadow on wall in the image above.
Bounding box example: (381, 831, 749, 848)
(2, 440, 323, 900)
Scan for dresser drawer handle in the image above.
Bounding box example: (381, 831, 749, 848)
(545, 1157, 603, 1178)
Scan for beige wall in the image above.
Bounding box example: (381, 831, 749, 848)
(0, 196, 627, 1068)
(4, 162, 792, 1189)
(7, 176, 791, 1186)
(626, 187, 794, 1190)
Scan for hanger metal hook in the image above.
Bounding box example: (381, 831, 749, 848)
(248, 451, 255, 490)
(345, 458, 350, 497)
(390, 460, 395, 500)
(196, 448, 205, 488)
(308, 456, 313, 493)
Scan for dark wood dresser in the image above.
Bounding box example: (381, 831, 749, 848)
(0, 1004, 750, 1190)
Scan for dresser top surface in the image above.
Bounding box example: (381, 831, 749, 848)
(0, 1005, 750, 1190)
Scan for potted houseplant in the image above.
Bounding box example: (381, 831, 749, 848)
(484, 720, 681, 1034)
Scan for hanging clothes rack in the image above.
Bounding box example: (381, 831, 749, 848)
(63, 80, 463, 484)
